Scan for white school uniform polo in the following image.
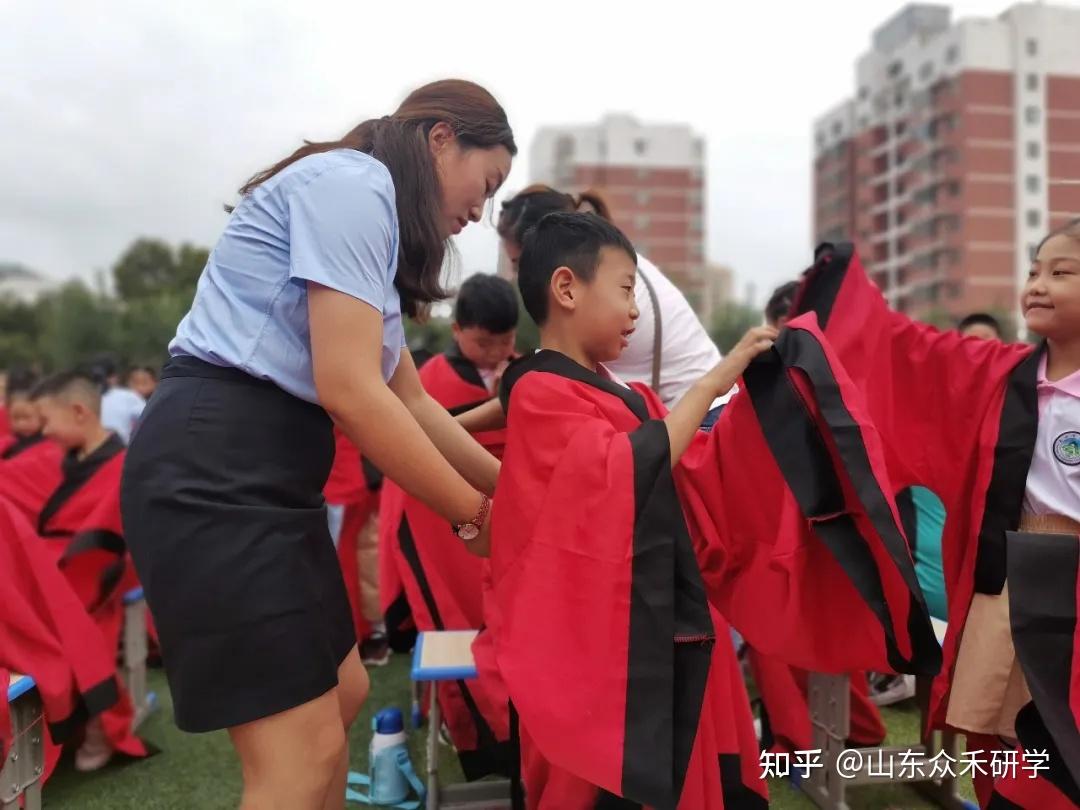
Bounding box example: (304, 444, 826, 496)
(1023, 353, 1080, 521)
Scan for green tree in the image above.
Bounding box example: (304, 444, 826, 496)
(709, 302, 762, 354)
(0, 296, 41, 369)
(112, 238, 207, 303)
(36, 281, 120, 369)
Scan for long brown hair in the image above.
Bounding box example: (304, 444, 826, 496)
(496, 184, 613, 247)
(237, 80, 516, 317)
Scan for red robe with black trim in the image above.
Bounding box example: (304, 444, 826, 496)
(482, 322, 940, 809)
(0, 435, 62, 523)
(0, 499, 131, 781)
(792, 242, 1080, 804)
(379, 343, 513, 779)
(35, 433, 146, 760)
(325, 427, 380, 642)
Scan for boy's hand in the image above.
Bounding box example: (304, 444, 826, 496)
(705, 326, 778, 396)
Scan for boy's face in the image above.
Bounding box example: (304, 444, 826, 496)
(571, 247, 640, 363)
(1023, 234, 1080, 340)
(129, 369, 156, 399)
(36, 395, 95, 450)
(452, 325, 516, 371)
(8, 396, 43, 438)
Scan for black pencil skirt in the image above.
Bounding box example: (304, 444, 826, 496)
(120, 356, 357, 732)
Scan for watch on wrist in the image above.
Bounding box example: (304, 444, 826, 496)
(452, 494, 491, 542)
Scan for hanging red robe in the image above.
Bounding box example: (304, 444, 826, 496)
(380, 343, 513, 779)
(0, 499, 130, 781)
(35, 433, 146, 761)
(791, 242, 1080, 803)
(482, 321, 940, 809)
(325, 427, 380, 642)
(0, 435, 62, 523)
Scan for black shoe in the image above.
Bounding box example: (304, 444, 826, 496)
(361, 632, 391, 667)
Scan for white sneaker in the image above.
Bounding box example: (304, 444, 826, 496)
(74, 717, 114, 772)
(870, 674, 916, 707)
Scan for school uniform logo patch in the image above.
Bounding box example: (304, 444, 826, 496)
(1053, 432, 1080, 466)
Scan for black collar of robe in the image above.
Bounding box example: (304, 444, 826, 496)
(444, 341, 487, 390)
(1, 432, 46, 460)
(499, 349, 650, 423)
(38, 432, 124, 536)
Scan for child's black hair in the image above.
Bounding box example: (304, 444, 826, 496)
(454, 274, 519, 334)
(957, 312, 1002, 337)
(517, 212, 637, 326)
(764, 281, 800, 326)
(31, 370, 102, 407)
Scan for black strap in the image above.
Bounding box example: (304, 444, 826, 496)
(637, 265, 664, 393)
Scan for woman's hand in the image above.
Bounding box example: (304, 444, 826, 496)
(461, 502, 492, 558)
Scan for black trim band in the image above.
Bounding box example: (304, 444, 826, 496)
(38, 433, 124, 535)
(743, 328, 940, 676)
(1007, 530, 1080, 793)
(719, 754, 769, 809)
(623, 419, 713, 808)
(46, 675, 121, 743)
(1, 432, 46, 460)
(444, 343, 487, 390)
(973, 349, 1041, 595)
(789, 242, 855, 331)
(501, 351, 649, 423)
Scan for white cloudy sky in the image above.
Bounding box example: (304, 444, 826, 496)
(2, 0, 1020, 304)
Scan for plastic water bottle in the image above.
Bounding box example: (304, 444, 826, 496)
(368, 708, 409, 805)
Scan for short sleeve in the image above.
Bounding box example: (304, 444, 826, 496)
(287, 162, 396, 311)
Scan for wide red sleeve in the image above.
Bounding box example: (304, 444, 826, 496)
(0, 440, 62, 523)
(791, 243, 1031, 495)
(677, 319, 942, 677)
(487, 372, 713, 809)
(0, 500, 122, 765)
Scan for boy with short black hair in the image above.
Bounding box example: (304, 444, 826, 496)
(480, 213, 938, 808)
(957, 311, 1003, 341)
(28, 370, 146, 771)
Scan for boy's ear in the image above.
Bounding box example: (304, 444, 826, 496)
(70, 401, 91, 423)
(451, 322, 462, 339)
(550, 266, 577, 313)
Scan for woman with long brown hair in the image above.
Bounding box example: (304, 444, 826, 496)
(121, 80, 515, 810)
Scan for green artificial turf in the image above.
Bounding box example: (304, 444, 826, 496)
(41, 660, 975, 809)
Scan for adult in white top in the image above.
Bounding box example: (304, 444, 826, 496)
(91, 356, 145, 443)
(497, 185, 724, 408)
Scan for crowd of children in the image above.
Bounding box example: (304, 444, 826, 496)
(3, 197, 1080, 809)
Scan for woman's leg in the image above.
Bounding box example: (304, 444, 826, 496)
(321, 646, 370, 810)
(229, 688, 347, 810)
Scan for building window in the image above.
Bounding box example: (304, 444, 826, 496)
(690, 216, 703, 232)
(1026, 38, 1038, 57)
(945, 45, 959, 64)
(1028, 141, 1041, 159)
(634, 138, 648, 156)
(1027, 175, 1041, 193)
(636, 215, 651, 229)
(692, 244, 704, 260)
(858, 85, 869, 101)
(1029, 243, 1039, 261)
(1025, 106, 1040, 124)
(888, 60, 903, 78)
(1027, 209, 1042, 228)
(919, 62, 934, 81)
(1027, 73, 1039, 92)
(636, 168, 649, 181)
(636, 190, 651, 206)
